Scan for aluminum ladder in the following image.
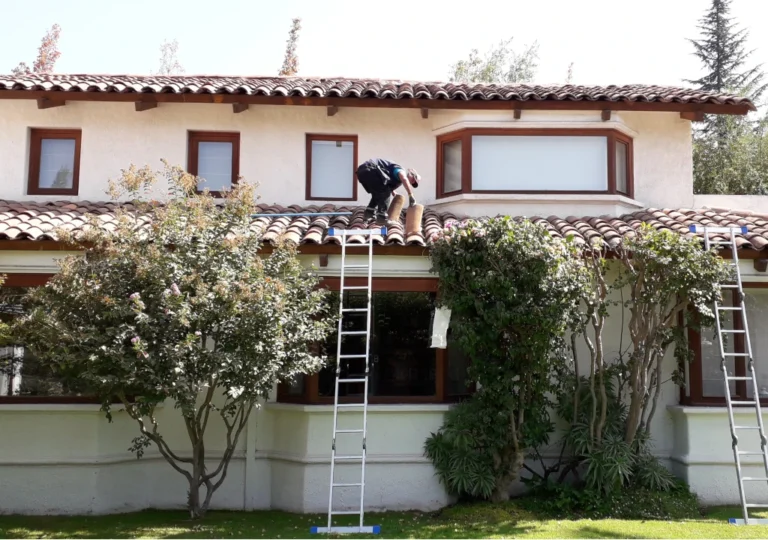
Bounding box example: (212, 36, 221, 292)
(310, 225, 384, 535)
(691, 224, 768, 525)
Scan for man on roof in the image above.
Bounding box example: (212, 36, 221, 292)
(356, 158, 420, 226)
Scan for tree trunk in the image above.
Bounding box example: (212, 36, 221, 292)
(188, 477, 205, 519)
(490, 449, 525, 502)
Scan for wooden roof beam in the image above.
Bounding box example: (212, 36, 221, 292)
(135, 100, 157, 112)
(37, 98, 64, 110)
(680, 111, 706, 122)
(232, 103, 249, 114)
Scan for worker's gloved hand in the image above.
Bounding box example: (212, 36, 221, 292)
(409, 195, 417, 207)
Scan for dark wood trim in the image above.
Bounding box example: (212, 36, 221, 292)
(0, 90, 753, 115)
(0, 395, 108, 404)
(754, 259, 768, 272)
(36, 98, 64, 110)
(27, 128, 81, 196)
(513, 109, 522, 120)
(435, 127, 634, 199)
(319, 277, 438, 292)
(327, 106, 338, 117)
(305, 134, 358, 202)
(601, 110, 611, 121)
(421, 108, 429, 119)
(1, 273, 54, 287)
(134, 100, 157, 112)
(681, 111, 705, 122)
(187, 131, 240, 197)
(232, 103, 249, 114)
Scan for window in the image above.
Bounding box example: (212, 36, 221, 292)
(306, 135, 358, 201)
(277, 279, 473, 404)
(28, 129, 81, 195)
(685, 285, 768, 405)
(188, 131, 240, 196)
(436, 129, 634, 198)
(0, 285, 94, 404)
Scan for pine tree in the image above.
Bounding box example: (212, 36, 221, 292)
(278, 18, 301, 77)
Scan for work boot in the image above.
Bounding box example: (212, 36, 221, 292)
(362, 208, 375, 224)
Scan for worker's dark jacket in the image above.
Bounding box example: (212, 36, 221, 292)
(356, 158, 404, 194)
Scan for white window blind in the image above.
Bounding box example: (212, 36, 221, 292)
(39, 139, 76, 189)
(310, 140, 354, 199)
(442, 139, 462, 193)
(471, 135, 608, 191)
(616, 141, 628, 193)
(197, 141, 233, 191)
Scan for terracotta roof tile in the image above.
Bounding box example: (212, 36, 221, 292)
(0, 200, 767, 252)
(0, 74, 755, 111)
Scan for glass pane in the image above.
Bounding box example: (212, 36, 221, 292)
(442, 139, 462, 193)
(471, 135, 608, 191)
(310, 140, 354, 199)
(285, 375, 305, 396)
(38, 138, 75, 189)
(745, 289, 768, 398)
(0, 287, 88, 397)
(616, 141, 628, 194)
(702, 293, 736, 397)
(197, 141, 233, 192)
(319, 291, 437, 398)
(446, 335, 471, 397)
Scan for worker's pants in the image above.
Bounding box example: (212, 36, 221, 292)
(356, 165, 393, 220)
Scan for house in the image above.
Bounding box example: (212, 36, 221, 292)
(0, 74, 767, 515)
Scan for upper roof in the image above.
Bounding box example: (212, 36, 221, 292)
(0, 74, 755, 114)
(1, 200, 767, 253)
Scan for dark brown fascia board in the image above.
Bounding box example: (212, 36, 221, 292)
(0, 90, 754, 115)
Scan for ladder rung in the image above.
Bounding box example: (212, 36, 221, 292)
(721, 329, 746, 334)
(727, 376, 753, 381)
(738, 451, 765, 455)
(731, 401, 757, 405)
(336, 403, 365, 408)
(334, 455, 364, 460)
(342, 286, 370, 290)
(339, 354, 367, 359)
(332, 483, 363, 488)
(746, 503, 768, 508)
(335, 429, 364, 434)
(343, 265, 370, 269)
(735, 426, 762, 430)
(720, 284, 739, 288)
(340, 331, 368, 336)
(338, 378, 367, 383)
(719, 306, 743, 311)
(330, 510, 363, 515)
(723, 353, 750, 357)
(341, 308, 368, 313)
(742, 477, 768, 481)
(328, 227, 386, 236)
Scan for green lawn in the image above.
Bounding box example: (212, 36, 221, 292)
(0, 505, 766, 539)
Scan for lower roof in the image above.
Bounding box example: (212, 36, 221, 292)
(0, 200, 767, 253)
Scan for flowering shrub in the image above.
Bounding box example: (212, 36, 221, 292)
(16, 162, 335, 518)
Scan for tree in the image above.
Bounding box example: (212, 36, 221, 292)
(425, 218, 587, 501)
(278, 18, 302, 76)
(448, 38, 539, 84)
(11, 24, 61, 76)
(16, 162, 335, 518)
(565, 62, 574, 84)
(156, 39, 184, 75)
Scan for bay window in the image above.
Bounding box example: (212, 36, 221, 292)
(437, 128, 634, 198)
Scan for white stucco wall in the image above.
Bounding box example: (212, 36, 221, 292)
(694, 194, 768, 214)
(0, 101, 693, 218)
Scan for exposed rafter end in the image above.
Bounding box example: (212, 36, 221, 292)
(420, 107, 429, 119)
(513, 109, 522, 120)
(755, 259, 768, 273)
(232, 103, 249, 114)
(135, 101, 158, 112)
(680, 111, 705, 122)
(37, 98, 64, 110)
(319, 254, 329, 268)
(601, 110, 611, 121)
(327, 105, 338, 117)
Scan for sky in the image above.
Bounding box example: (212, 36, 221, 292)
(1, 0, 768, 88)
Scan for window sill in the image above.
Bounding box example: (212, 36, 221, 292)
(266, 402, 453, 414)
(428, 193, 644, 219)
(0, 400, 164, 412)
(668, 404, 768, 415)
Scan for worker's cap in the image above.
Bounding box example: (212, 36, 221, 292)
(407, 168, 421, 188)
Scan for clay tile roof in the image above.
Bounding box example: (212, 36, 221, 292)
(0, 74, 755, 112)
(0, 200, 767, 252)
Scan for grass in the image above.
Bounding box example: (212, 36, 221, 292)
(0, 504, 767, 539)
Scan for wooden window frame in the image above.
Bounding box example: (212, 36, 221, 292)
(305, 134, 358, 202)
(27, 128, 82, 196)
(683, 282, 768, 406)
(435, 128, 634, 199)
(187, 131, 240, 197)
(277, 278, 473, 405)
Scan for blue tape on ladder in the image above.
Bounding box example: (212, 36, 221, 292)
(688, 225, 697, 233)
(328, 228, 336, 237)
(373, 525, 382, 534)
(742, 226, 749, 234)
(310, 526, 319, 533)
(728, 518, 737, 524)
(381, 227, 387, 235)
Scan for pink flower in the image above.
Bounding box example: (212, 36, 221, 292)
(129, 293, 140, 300)
(170, 283, 181, 296)
(131, 336, 139, 344)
